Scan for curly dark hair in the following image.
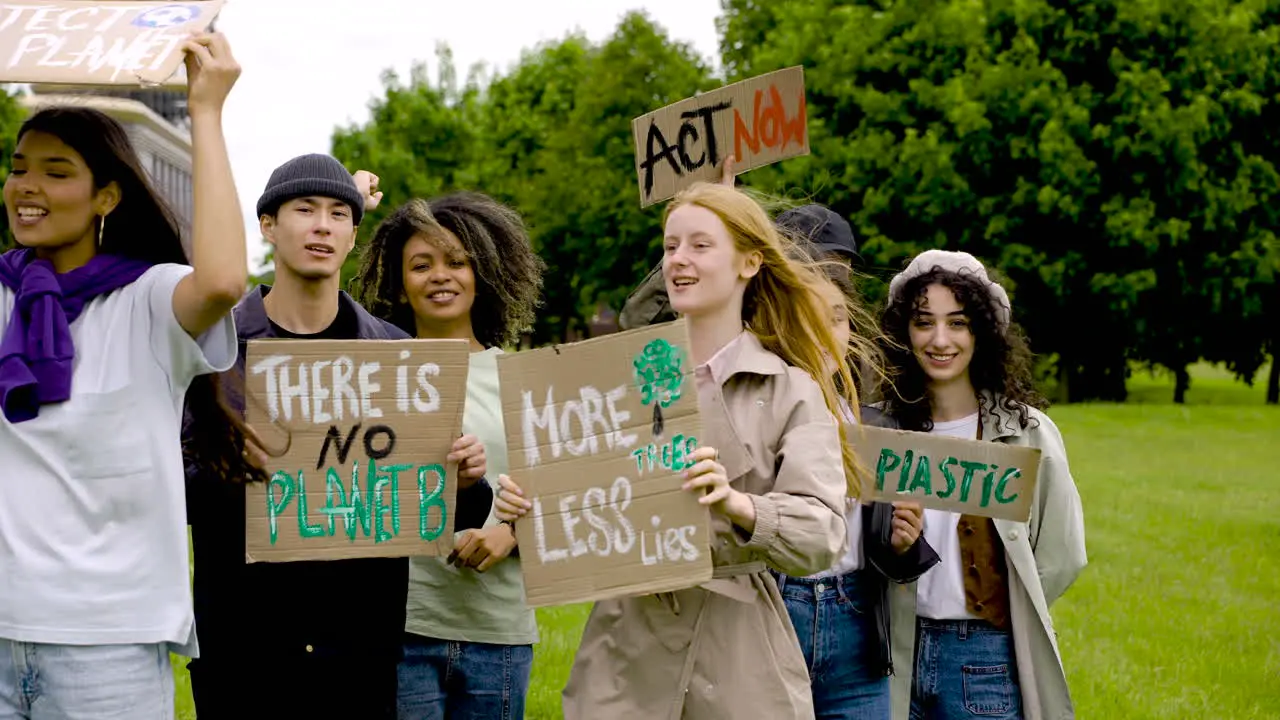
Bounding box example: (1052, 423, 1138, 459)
(350, 192, 545, 347)
(878, 267, 1047, 432)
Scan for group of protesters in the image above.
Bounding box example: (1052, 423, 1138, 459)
(0, 32, 1086, 720)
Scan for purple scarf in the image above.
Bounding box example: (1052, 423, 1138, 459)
(0, 248, 153, 423)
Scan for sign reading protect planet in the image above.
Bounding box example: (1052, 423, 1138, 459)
(0, 0, 225, 86)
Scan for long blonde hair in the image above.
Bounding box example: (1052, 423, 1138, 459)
(664, 182, 868, 497)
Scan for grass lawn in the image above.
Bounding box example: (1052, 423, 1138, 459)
(172, 362, 1279, 719)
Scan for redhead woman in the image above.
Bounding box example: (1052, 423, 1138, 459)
(496, 182, 861, 720)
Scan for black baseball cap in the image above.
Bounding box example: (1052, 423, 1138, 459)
(776, 204, 859, 263)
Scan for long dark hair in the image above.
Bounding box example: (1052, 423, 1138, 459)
(17, 106, 261, 484)
(351, 192, 545, 348)
(878, 267, 1046, 432)
(16, 107, 186, 265)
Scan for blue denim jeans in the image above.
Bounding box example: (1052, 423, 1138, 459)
(0, 640, 173, 720)
(776, 570, 891, 719)
(397, 634, 533, 720)
(910, 618, 1023, 719)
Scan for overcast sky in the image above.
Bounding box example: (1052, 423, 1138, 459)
(211, 0, 723, 270)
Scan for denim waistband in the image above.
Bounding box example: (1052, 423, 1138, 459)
(772, 569, 873, 600)
(916, 617, 1009, 636)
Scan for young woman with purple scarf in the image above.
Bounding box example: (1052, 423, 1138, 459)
(0, 33, 247, 717)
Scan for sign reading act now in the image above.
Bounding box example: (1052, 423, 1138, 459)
(631, 66, 809, 207)
(849, 425, 1041, 523)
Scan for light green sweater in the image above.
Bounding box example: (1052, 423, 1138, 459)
(405, 348, 539, 645)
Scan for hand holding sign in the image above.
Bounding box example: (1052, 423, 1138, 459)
(890, 501, 924, 554)
(681, 445, 757, 532)
(448, 434, 487, 489)
(449, 524, 518, 573)
(493, 474, 530, 522)
(239, 423, 273, 482)
(182, 32, 239, 115)
(718, 155, 738, 187)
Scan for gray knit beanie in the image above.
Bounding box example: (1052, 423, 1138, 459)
(256, 154, 365, 225)
(887, 249, 1012, 330)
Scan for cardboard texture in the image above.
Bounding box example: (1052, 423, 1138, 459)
(0, 0, 224, 86)
(632, 66, 809, 207)
(243, 339, 470, 563)
(498, 319, 712, 607)
(849, 424, 1040, 523)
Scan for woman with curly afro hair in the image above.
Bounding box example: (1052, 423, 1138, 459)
(876, 250, 1086, 720)
(351, 191, 545, 719)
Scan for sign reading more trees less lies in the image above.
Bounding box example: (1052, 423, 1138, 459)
(498, 319, 713, 607)
(631, 66, 809, 207)
(243, 339, 470, 563)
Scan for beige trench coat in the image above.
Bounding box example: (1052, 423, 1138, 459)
(562, 331, 848, 720)
(889, 397, 1088, 720)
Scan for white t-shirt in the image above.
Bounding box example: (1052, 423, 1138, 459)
(916, 411, 982, 620)
(810, 400, 863, 578)
(0, 264, 236, 654)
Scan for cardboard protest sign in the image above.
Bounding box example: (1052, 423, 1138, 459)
(0, 1, 224, 86)
(849, 425, 1040, 523)
(631, 66, 809, 207)
(498, 319, 712, 607)
(243, 339, 470, 563)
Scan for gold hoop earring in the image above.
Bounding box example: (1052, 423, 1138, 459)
(97, 214, 106, 248)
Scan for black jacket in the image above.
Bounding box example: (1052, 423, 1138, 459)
(182, 286, 493, 670)
(858, 405, 941, 676)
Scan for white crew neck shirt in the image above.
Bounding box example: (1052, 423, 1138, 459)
(915, 411, 983, 620)
(0, 264, 236, 655)
(809, 400, 863, 578)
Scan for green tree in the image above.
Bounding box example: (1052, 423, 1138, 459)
(331, 12, 712, 344)
(0, 86, 27, 252)
(717, 0, 1280, 403)
(466, 34, 594, 342)
(510, 12, 713, 343)
(329, 44, 483, 285)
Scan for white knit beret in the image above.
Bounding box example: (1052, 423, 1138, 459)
(887, 250, 1012, 330)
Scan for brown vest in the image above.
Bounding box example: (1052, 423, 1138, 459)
(957, 515, 1011, 628)
(957, 419, 1011, 628)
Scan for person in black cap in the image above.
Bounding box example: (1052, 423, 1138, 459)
(618, 201, 862, 330)
(182, 155, 493, 718)
(777, 203, 861, 264)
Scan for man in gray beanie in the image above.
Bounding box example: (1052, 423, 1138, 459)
(182, 154, 491, 717)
